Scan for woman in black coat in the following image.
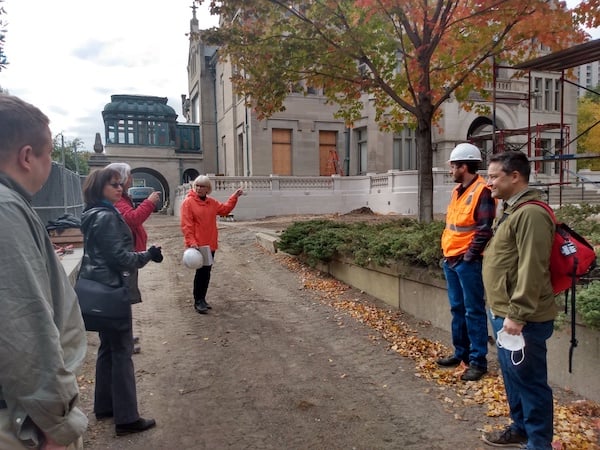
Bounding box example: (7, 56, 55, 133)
(79, 168, 162, 436)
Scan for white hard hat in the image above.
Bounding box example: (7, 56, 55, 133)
(449, 143, 482, 162)
(182, 248, 204, 269)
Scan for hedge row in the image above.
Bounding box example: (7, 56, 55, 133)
(278, 204, 600, 330)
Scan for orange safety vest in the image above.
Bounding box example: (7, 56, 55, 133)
(441, 175, 488, 258)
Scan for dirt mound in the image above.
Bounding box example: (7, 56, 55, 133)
(346, 206, 374, 215)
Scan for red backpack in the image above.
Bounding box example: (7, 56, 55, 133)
(514, 200, 597, 371)
(515, 200, 596, 295)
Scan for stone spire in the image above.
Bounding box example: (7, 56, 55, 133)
(88, 132, 109, 171)
(93, 132, 104, 153)
(190, 3, 199, 34)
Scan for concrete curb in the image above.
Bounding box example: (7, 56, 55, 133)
(60, 248, 84, 286)
(255, 232, 279, 253)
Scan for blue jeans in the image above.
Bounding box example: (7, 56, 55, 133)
(489, 313, 554, 450)
(443, 259, 488, 369)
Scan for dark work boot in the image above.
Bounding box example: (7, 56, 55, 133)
(194, 299, 208, 314)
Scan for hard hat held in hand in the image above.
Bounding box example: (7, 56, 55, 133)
(182, 248, 204, 269)
(448, 143, 482, 162)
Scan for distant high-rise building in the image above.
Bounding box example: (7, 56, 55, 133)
(578, 61, 600, 96)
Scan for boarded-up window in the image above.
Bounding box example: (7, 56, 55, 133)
(357, 128, 368, 174)
(272, 129, 292, 175)
(236, 133, 244, 176)
(319, 130, 339, 176)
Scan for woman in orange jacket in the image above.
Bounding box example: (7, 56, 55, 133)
(180, 175, 243, 313)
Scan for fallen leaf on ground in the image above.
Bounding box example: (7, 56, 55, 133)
(277, 253, 600, 449)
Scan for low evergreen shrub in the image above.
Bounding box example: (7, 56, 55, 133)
(278, 205, 600, 329)
(278, 218, 444, 270)
(573, 281, 600, 330)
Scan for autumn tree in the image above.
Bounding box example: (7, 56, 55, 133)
(583, 83, 600, 103)
(199, 0, 594, 222)
(572, 1, 600, 35)
(577, 96, 600, 170)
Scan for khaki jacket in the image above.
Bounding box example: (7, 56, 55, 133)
(482, 188, 557, 324)
(0, 173, 87, 447)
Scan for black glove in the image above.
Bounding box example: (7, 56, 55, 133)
(147, 245, 163, 263)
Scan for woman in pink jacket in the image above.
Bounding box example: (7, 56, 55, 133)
(106, 163, 161, 350)
(180, 175, 243, 314)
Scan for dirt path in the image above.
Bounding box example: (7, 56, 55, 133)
(78, 214, 492, 449)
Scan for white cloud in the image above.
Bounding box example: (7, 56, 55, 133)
(0, 0, 217, 151)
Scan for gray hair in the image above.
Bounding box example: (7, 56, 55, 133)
(192, 175, 212, 194)
(105, 162, 131, 183)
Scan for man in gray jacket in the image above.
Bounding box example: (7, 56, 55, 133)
(0, 94, 88, 449)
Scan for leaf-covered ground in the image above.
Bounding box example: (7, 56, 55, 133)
(277, 253, 600, 450)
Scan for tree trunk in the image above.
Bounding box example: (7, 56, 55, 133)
(416, 118, 434, 223)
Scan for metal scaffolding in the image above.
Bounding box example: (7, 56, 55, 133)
(470, 39, 600, 206)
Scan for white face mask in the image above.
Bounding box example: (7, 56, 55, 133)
(496, 330, 526, 365)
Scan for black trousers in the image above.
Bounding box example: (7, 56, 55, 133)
(95, 322, 139, 425)
(193, 264, 213, 303)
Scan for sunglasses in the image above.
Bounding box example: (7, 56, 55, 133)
(108, 182, 124, 189)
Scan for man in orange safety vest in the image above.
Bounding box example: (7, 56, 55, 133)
(438, 143, 496, 381)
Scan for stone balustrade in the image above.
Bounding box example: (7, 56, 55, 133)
(174, 170, 455, 220)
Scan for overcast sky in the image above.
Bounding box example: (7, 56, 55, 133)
(0, 0, 218, 152)
(0, 1, 597, 153)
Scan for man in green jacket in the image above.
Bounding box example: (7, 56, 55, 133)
(481, 151, 556, 449)
(0, 95, 88, 449)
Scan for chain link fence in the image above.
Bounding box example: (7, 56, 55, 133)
(32, 162, 84, 227)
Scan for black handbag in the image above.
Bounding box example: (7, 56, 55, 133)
(74, 277, 131, 332)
